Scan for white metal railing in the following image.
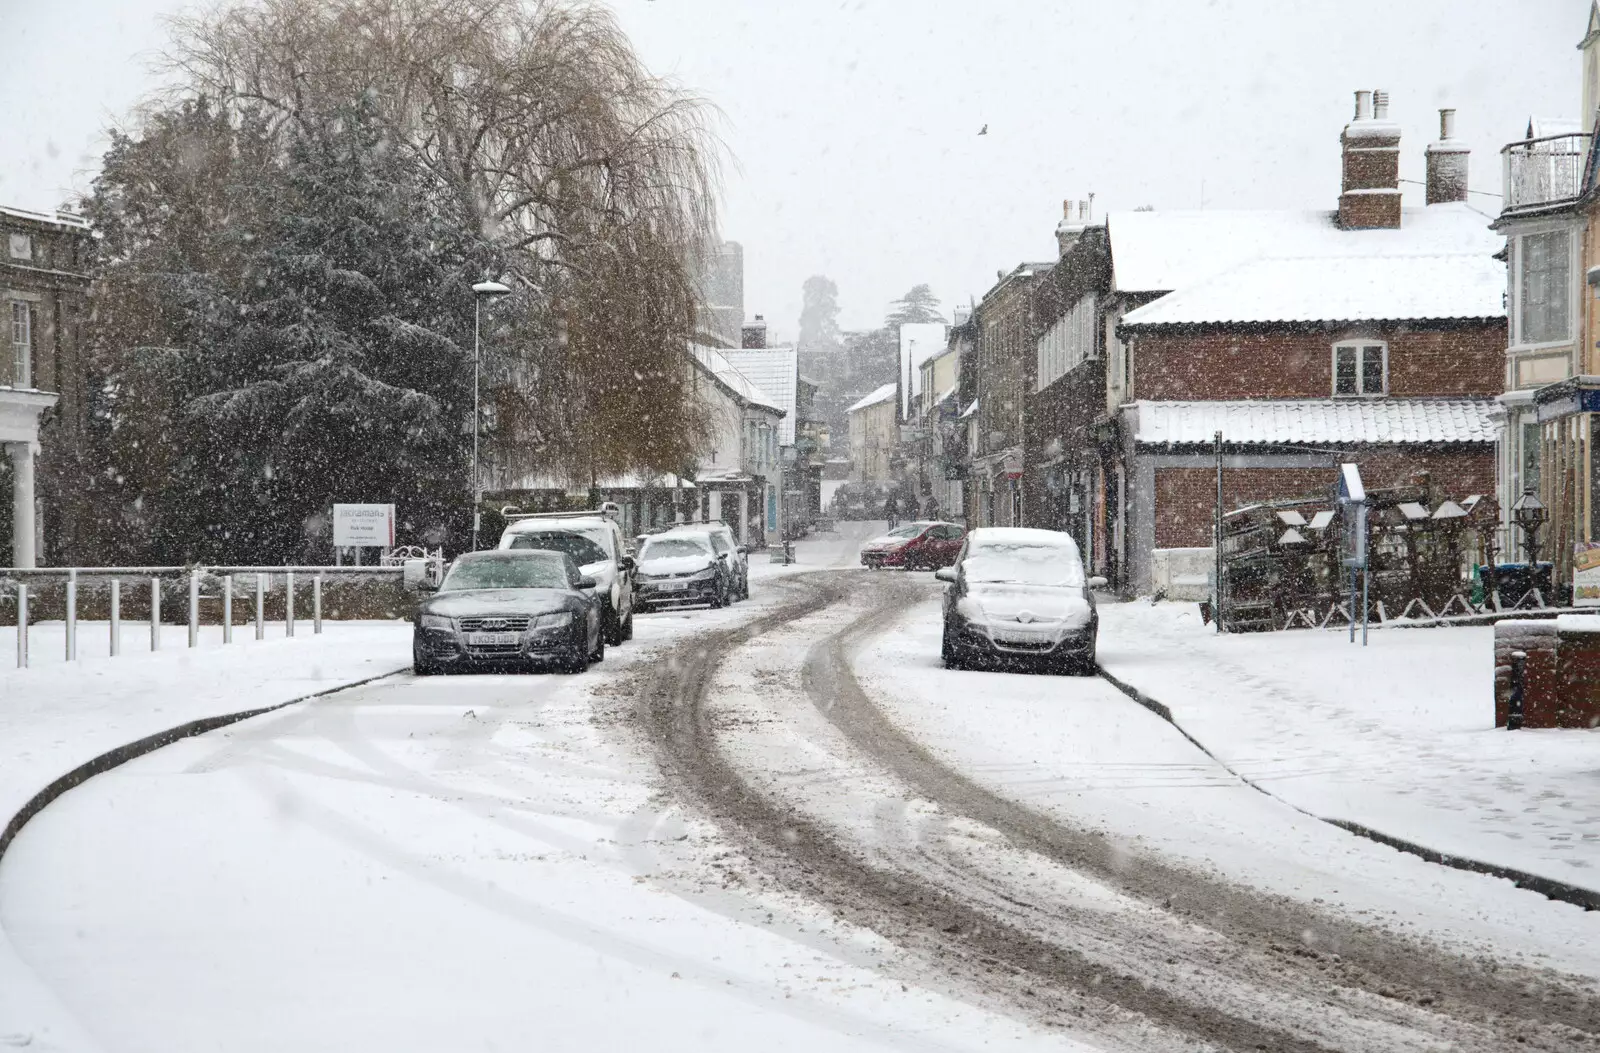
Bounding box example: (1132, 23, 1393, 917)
(1503, 133, 1593, 211)
(2, 564, 424, 670)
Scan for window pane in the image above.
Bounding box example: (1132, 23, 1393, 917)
(1361, 346, 1384, 394)
(1334, 346, 1358, 394)
(1521, 230, 1571, 344)
(1523, 421, 1542, 494)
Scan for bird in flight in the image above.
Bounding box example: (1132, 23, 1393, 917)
(978, 124, 988, 135)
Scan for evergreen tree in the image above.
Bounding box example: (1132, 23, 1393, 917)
(189, 99, 485, 560)
(885, 284, 944, 328)
(797, 276, 843, 353)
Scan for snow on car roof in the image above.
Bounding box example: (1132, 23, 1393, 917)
(968, 527, 1081, 548)
(1119, 253, 1505, 328)
(1106, 202, 1500, 295)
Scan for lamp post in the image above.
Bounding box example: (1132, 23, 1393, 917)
(1512, 487, 1548, 568)
(470, 280, 512, 550)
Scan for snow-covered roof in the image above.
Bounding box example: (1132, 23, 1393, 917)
(960, 399, 979, 420)
(690, 344, 784, 415)
(1130, 398, 1499, 446)
(1106, 203, 1501, 295)
(1120, 254, 1505, 328)
(846, 382, 898, 415)
(514, 472, 695, 490)
(935, 385, 958, 406)
(0, 205, 90, 231)
(720, 347, 799, 444)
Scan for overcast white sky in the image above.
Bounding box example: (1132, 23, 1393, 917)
(0, 0, 1586, 335)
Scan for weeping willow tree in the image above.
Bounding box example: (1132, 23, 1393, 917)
(165, 0, 721, 480)
(77, 0, 722, 561)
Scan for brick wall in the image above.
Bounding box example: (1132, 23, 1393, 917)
(1129, 323, 1505, 402)
(1152, 447, 1497, 548)
(1493, 618, 1600, 729)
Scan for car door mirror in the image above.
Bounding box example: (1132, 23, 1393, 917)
(1087, 575, 1108, 589)
(577, 575, 598, 590)
(934, 566, 957, 583)
(737, 546, 748, 555)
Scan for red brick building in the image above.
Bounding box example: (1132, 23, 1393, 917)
(1100, 90, 1506, 596)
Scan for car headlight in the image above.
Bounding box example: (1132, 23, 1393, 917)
(955, 597, 986, 621)
(689, 567, 718, 581)
(531, 612, 573, 630)
(419, 614, 453, 630)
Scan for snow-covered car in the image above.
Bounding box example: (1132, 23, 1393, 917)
(412, 550, 604, 675)
(935, 527, 1107, 675)
(859, 520, 966, 570)
(498, 511, 635, 645)
(663, 522, 749, 600)
(633, 533, 734, 610)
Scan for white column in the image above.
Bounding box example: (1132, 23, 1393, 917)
(9, 442, 35, 569)
(708, 489, 722, 524)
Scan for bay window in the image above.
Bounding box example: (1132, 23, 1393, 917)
(1518, 229, 1573, 346)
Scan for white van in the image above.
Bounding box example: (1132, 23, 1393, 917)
(498, 507, 635, 644)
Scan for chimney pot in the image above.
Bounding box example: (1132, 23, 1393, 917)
(1373, 89, 1390, 120)
(1439, 107, 1456, 140)
(1425, 107, 1469, 205)
(1354, 89, 1372, 120)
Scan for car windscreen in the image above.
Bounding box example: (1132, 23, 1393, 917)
(441, 557, 571, 591)
(885, 524, 923, 539)
(641, 537, 712, 559)
(964, 544, 1085, 588)
(507, 529, 608, 565)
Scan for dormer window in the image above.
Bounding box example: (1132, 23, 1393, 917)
(7, 233, 31, 261)
(1333, 340, 1386, 397)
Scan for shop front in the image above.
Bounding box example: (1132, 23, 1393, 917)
(1532, 377, 1600, 604)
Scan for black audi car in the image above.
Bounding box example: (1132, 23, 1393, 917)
(413, 550, 604, 675)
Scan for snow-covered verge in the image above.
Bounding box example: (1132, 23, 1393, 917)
(1095, 600, 1600, 891)
(851, 593, 1600, 979)
(0, 621, 413, 1052)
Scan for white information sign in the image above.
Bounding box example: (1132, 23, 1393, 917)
(333, 504, 396, 547)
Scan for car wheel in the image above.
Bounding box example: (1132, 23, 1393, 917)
(603, 600, 626, 646)
(591, 630, 606, 663)
(413, 653, 439, 677)
(941, 625, 964, 669)
(622, 606, 635, 640)
(559, 648, 589, 674)
(710, 585, 727, 609)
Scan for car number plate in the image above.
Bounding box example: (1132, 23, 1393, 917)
(467, 631, 520, 646)
(656, 582, 688, 592)
(993, 629, 1048, 644)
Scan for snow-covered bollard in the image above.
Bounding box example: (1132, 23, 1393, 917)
(65, 568, 77, 661)
(313, 574, 323, 635)
(16, 582, 27, 669)
(188, 568, 200, 648)
(222, 575, 233, 644)
(109, 579, 120, 657)
(150, 577, 161, 652)
(254, 573, 265, 640)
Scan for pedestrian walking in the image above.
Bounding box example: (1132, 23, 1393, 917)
(883, 493, 900, 530)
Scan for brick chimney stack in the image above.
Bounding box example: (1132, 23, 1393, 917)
(740, 314, 768, 349)
(1338, 88, 1403, 229)
(1424, 108, 1470, 205)
(1055, 195, 1096, 256)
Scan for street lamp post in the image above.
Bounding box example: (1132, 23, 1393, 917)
(471, 280, 512, 550)
(1512, 486, 1549, 595)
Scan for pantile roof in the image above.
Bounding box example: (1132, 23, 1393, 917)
(1130, 398, 1499, 447)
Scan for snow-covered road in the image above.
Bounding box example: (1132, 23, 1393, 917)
(3, 524, 1598, 1052)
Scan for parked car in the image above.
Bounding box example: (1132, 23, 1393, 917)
(498, 510, 635, 645)
(935, 527, 1106, 675)
(829, 481, 890, 521)
(664, 522, 749, 600)
(859, 520, 966, 570)
(413, 550, 604, 675)
(633, 532, 735, 610)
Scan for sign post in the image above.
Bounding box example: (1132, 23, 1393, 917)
(333, 504, 396, 563)
(1335, 464, 1369, 646)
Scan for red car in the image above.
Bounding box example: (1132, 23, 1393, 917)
(860, 521, 967, 570)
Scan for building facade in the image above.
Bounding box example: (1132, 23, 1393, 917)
(967, 262, 1053, 528)
(847, 383, 897, 484)
(1, 205, 92, 567)
(1103, 91, 1504, 596)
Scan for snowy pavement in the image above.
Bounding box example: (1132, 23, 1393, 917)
(1095, 600, 1600, 892)
(852, 589, 1600, 979)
